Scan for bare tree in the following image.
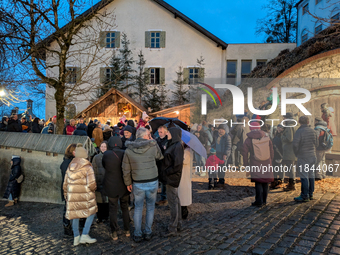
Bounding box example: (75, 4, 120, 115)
(2, 0, 116, 133)
(256, 0, 298, 43)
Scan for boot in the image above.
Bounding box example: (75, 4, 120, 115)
(5, 201, 14, 207)
(283, 183, 296, 191)
(79, 234, 97, 244)
(64, 225, 73, 236)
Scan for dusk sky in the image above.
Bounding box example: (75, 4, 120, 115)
(165, 0, 269, 43)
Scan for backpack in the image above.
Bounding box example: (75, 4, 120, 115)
(252, 136, 271, 161)
(315, 126, 333, 150)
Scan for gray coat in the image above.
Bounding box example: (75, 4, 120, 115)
(281, 121, 297, 161)
(122, 139, 164, 186)
(293, 124, 318, 159)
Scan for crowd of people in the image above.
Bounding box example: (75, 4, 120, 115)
(1, 102, 337, 245)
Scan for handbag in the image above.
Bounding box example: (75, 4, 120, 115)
(16, 174, 24, 183)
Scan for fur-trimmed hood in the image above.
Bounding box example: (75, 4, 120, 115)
(125, 139, 157, 154)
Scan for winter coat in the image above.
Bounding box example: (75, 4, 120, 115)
(121, 125, 136, 150)
(230, 125, 242, 145)
(281, 120, 297, 161)
(7, 119, 22, 132)
(76, 123, 88, 132)
(212, 133, 232, 160)
(156, 136, 168, 154)
(193, 129, 208, 148)
(136, 118, 148, 129)
(3, 157, 22, 199)
(32, 122, 43, 133)
(21, 121, 31, 133)
(272, 133, 283, 160)
(160, 128, 184, 187)
(322, 110, 337, 136)
(202, 125, 213, 145)
(122, 138, 164, 186)
(66, 125, 76, 135)
(293, 124, 318, 159)
(103, 128, 113, 141)
(87, 122, 97, 138)
(73, 128, 87, 136)
(47, 122, 56, 134)
(92, 152, 106, 203)
(315, 120, 327, 151)
(102, 136, 129, 198)
(178, 148, 192, 206)
(60, 156, 74, 201)
(0, 120, 7, 131)
(205, 154, 225, 169)
(63, 158, 97, 220)
(92, 127, 103, 147)
(241, 130, 274, 183)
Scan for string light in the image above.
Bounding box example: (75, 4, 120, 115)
(0, 88, 24, 106)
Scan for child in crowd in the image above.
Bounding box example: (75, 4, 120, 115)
(206, 148, 225, 189)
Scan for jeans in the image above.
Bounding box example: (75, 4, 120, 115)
(108, 195, 130, 232)
(72, 214, 95, 238)
(315, 150, 326, 179)
(297, 157, 316, 199)
(8, 194, 13, 201)
(166, 185, 182, 233)
(255, 182, 269, 204)
(160, 182, 167, 201)
(133, 180, 158, 237)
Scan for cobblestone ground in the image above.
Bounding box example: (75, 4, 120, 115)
(1, 177, 340, 255)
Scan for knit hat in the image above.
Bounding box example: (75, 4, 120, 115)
(142, 111, 149, 121)
(75, 147, 88, 159)
(210, 148, 216, 154)
(249, 122, 261, 131)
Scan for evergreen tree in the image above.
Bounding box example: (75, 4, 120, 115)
(144, 82, 169, 112)
(134, 50, 149, 104)
(120, 33, 136, 93)
(172, 66, 189, 106)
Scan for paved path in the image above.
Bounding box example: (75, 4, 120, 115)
(1, 179, 340, 254)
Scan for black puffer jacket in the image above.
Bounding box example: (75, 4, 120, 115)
(32, 122, 43, 133)
(7, 119, 22, 132)
(87, 122, 96, 138)
(293, 124, 318, 159)
(60, 156, 74, 201)
(3, 157, 22, 199)
(0, 118, 7, 131)
(160, 128, 184, 187)
(102, 136, 129, 198)
(212, 133, 232, 160)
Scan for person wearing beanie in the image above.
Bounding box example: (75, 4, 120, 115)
(241, 122, 274, 207)
(205, 148, 225, 189)
(63, 147, 98, 246)
(136, 111, 150, 129)
(121, 125, 136, 150)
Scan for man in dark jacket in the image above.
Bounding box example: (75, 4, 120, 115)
(160, 127, 184, 236)
(211, 125, 232, 188)
(7, 114, 22, 132)
(102, 136, 130, 240)
(293, 116, 318, 202)
(155, 125, 169, 206)
(314, 117, 329, 180)
(87, 119, 97, 138)
(281, 112, 297, 191)
(0, 116, 8, 131)
(121, 125, 136, 150)
(48, 116, 57, 134)
(122, 128, 163, 242)
(73, 124, 88, 136)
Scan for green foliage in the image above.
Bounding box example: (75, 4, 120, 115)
(133, 50, 149, 104)
(172, 66, 189, 106)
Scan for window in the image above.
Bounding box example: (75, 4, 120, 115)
(151, 32, 160, 48)
(106, 32, 116, 48)
(241, 60, 252, 80)
(226, 60, 237, 85)
(315, 24, 322, 34)
(145, 31, 166, 48)
(189, 68, 199, 84)
(104, 68, 114, 83)
(66, 67, 77, 84)
(150, 68, 160, 84)
(303, 3, 309, 15)
(256, 59, 267, 67)
(331, 12, 340, 25)
(301, 29, 308, 43)
(316, 0, 322, 5)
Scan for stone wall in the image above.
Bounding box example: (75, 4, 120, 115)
(0, 147, 64, 204)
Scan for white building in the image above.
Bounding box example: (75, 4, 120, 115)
(44, 0, 296, 119)
(296, 0, 340, 46)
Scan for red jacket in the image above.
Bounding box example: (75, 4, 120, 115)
(205, 155, 225, 169)
(66, 125, 76, 135)
(136, 119, 147, 129)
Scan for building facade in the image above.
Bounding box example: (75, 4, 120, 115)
(297, 0, 340, 46)
(44, 0, 296, 119)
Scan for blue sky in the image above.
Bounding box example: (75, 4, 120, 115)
(165, 0, 269, 43)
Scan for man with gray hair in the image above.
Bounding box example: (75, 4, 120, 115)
(122, 127, 164, 243)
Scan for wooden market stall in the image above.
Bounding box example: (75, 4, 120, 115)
(75, 88, 146, 124)
(150, 103, 193, 125)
